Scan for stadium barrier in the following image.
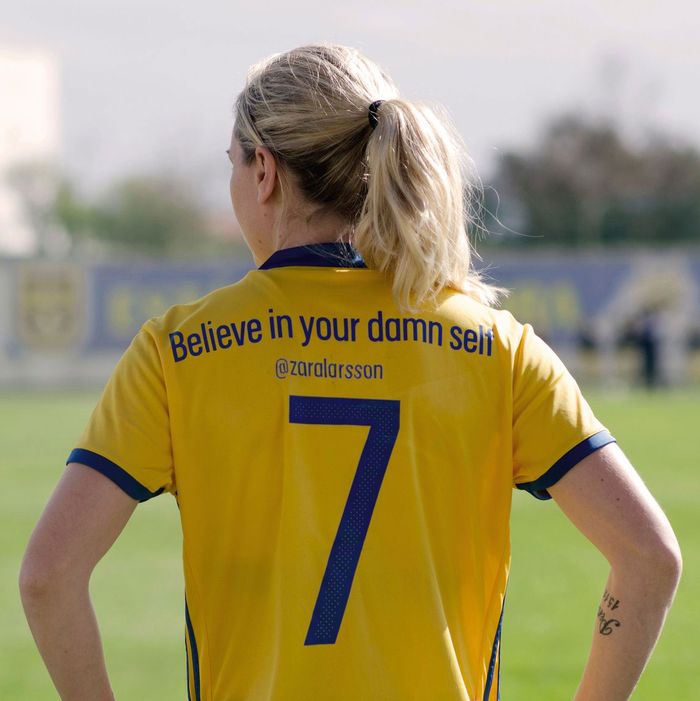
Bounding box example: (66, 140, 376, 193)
(1, 252, 698, 388)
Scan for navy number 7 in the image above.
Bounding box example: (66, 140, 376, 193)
(289, 396, 400, 645)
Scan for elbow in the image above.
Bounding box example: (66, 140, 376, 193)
(616, 532, 683, 592)
(19, 551, 85, 608)
(652, 538, 683, 586)
(19, 555, 56, 606)
(646, 542, 683, 603)
(646, 523, 683, 584)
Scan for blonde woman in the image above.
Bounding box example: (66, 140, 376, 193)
(21, 44, 681, 701)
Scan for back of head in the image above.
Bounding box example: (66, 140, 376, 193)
(233, 43, 500, 311)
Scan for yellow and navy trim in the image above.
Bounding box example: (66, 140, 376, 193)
(66, 448, 163, 502)
(185, 599, 201, 701)
(516, 430, 616, 500)
(483, 593, 505, 700)
(258, 242, 367, 270)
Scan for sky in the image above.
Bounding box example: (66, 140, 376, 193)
(2, 0, 699, 212)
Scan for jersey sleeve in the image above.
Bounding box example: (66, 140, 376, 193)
(66, 322, 175, 501)
(511, 322, 615, 500)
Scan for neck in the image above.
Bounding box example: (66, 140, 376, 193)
(275, 206, 350, 249)
(249, 197, 353, 266)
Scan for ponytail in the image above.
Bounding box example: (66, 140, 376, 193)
(355, 99, 500, 311)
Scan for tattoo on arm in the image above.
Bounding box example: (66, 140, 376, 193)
(597, 589, 622, 635)
(602, 589, 620, 611)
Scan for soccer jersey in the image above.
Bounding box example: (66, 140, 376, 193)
(68, 242, 614, 701)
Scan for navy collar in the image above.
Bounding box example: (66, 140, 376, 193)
(258, 242, 367, 270)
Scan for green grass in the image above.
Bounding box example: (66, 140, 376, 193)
(1, 390, 696, 699)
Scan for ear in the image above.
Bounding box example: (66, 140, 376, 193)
(254, 146, 278, 205)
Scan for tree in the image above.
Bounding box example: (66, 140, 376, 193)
(5, 161, 67, 256)
(8, 165, 222, 257)
(89, 175, 208, 255)
(485, 114, 700, 247)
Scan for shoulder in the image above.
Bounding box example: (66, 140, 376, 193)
(142, 273, 259, 339)
(435, 289, 526, 355)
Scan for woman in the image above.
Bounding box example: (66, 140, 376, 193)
(20, 44, 681, 701)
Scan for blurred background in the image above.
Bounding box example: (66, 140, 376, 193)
(1, 1, 698, 699)
(2, 0, 700, 389)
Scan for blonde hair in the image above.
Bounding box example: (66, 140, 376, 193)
(233, 43, 501, 310)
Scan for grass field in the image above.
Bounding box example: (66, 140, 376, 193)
(1, 390, 696, 699)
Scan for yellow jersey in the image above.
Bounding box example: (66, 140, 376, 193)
(68, 242, 613, 701)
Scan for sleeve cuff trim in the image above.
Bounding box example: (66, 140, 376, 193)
(66, 448, 164, 502)
(516, 430, 616, 501)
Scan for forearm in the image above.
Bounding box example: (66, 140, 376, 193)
(573, 560, 681, 701)
(21, 578, 115, 701)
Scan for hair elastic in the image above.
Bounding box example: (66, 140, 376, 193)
(368, 100, 384, 130)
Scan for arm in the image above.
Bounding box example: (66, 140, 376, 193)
(548, 443, 682, 701)
(19, 463, 138, 701)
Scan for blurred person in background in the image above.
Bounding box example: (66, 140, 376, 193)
(637, 306, 662, 389)
(20, 44, 681, 701)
